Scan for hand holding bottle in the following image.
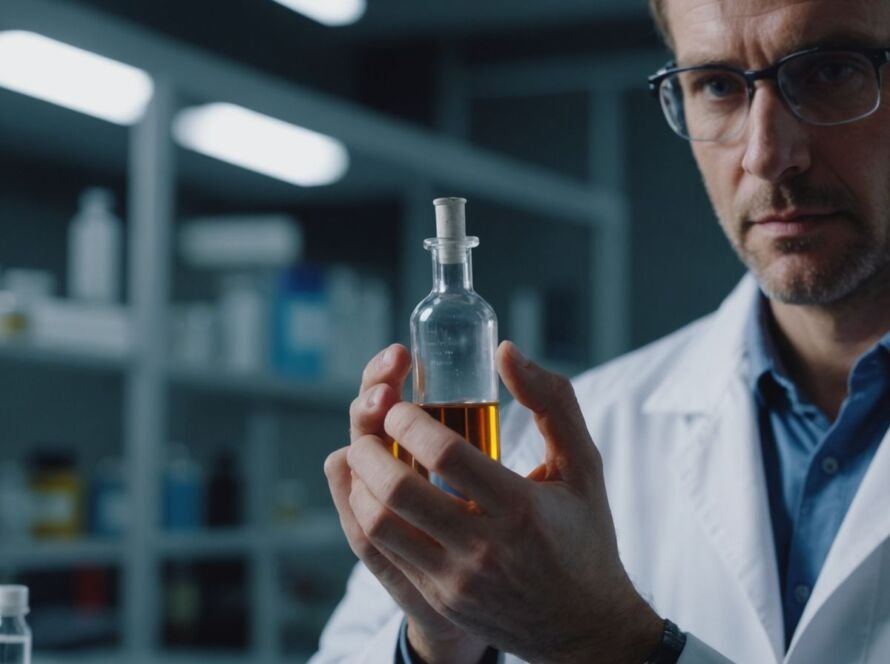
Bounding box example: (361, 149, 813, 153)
(325, 344, 489, 663)
(343, 341, 663, 663)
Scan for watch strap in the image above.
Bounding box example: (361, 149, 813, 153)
(648, 618, 687, 664)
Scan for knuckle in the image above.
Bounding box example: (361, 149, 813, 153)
(350, 531, 378, 562)
(426, 590, 453, 620)
(384, 402, 414, 439)
(442, 571, 476, 614)
(360, 354, 381, 387)
(379, 473, 411, 507)
(428, 437, 464, 476)
(351, 434, 376, 457)
(364, 504, 392, 543)
(467, 538, 497, 574)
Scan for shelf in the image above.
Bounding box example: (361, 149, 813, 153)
(0, 538, 124, 569)
(0, 341, 129, 373)
(168, 366, 355, 410)
(34, 652, 291, 664)
(157, 512, 345, 559)
(0, 516, 343, 568)
(151, 651, 291, 664)
(34, 650, 124, 664)
(157, 528, 258, 559)
(271, 511, 346, 552)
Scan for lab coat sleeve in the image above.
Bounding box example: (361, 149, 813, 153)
(308, 560, 404, 664)
(678, 633, 736, 663)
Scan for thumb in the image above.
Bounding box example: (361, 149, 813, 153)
(497, 340, 600, 493)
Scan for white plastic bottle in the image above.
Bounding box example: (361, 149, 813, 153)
(0, 585, 31, 664)
(67, 188, 122, 303)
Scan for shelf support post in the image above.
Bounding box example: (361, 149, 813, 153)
(123, 78, 176, 656)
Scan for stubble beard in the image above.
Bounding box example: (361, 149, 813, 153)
(726, 179, 890, 305)
(740, 228, 890, 305)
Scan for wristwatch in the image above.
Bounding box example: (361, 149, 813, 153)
(647, 619, 687, 664)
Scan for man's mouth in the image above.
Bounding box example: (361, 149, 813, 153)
(748, 209, 843, 238)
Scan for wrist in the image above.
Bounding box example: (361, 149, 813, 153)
(623, 601, 666, 664)
(406, 618, 489, 664)
(554, 591, 663, 664)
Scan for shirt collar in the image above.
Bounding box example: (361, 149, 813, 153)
(745, 291, 890, 412)
(745, 292, 815, 412)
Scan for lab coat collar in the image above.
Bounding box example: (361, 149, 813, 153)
(643, 272, 758, 416)
(642, 272, 890, 661)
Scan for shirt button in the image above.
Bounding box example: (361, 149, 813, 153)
(821, 456, 840, 475)
(794, 584, 811, 604)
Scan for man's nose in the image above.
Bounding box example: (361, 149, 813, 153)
(741, 84, 811, 182)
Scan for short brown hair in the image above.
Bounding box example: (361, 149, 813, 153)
(649, 0, 674, 51)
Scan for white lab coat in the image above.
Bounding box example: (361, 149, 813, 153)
(311, 274, 890, 664)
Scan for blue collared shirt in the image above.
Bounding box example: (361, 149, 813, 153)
(746, 293, 890, 648)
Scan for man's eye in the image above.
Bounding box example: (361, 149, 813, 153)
(811, 60, 859, 83)
(688, 73, 744, 99)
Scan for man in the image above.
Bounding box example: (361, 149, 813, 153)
(312, 0, 890, 661)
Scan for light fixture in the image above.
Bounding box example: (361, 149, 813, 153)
(173, 102, 350, 187)
(270, 0, 366, 26)
(0, 30, 153, 125)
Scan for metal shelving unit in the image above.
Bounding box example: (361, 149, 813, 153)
(157, 511, 343, 559)
(0, 538, 125, 570)
(0, 1, 628, 662)
(168, 366, 354, 411)
(0, 341, 129, 373)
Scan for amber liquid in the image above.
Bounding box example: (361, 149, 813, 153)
(392, 402, 500, 479)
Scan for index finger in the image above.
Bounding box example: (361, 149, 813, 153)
(350, 344, 412, 443)
(360, 344, 411, 395)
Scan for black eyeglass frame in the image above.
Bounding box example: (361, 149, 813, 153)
(647, 44, 890, 139)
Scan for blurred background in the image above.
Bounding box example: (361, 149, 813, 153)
(0, 0, 745, 662)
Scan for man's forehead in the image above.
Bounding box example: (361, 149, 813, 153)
(665, 0, 890, 65)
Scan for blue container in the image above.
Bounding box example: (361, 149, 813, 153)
(162, 448, 204, 531)
(273, 265, 329, 380)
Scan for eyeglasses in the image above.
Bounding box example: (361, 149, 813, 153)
(648, 45, 890, 142)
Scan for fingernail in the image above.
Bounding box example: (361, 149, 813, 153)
(382, 347, 395, 367)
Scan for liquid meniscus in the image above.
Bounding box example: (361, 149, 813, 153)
(392, 402, 500, 480)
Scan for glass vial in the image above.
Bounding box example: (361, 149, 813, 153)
(394, 198, 500, 493)
(0, 586, 31, 664)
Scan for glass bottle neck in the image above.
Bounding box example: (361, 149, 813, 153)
(430, 247, 473, 292)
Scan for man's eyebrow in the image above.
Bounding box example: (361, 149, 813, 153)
(789, 30, 889, 53)
(675, 52, 738, 68)
(677, 31, 889, 69)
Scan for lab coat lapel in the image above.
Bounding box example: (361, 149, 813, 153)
(675, 378, 784, 661)
(645, 274, 785, 661)
(788, 425, 890, 655)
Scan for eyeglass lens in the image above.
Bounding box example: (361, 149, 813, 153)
(660, 50, 883, 141)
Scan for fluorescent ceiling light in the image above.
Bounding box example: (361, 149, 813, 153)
(0, 31, 153, 125)
(173, 103, 350, 187)
(271, 0, 366, 26)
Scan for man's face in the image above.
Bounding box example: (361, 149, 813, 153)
(666, 0, 890, 305)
